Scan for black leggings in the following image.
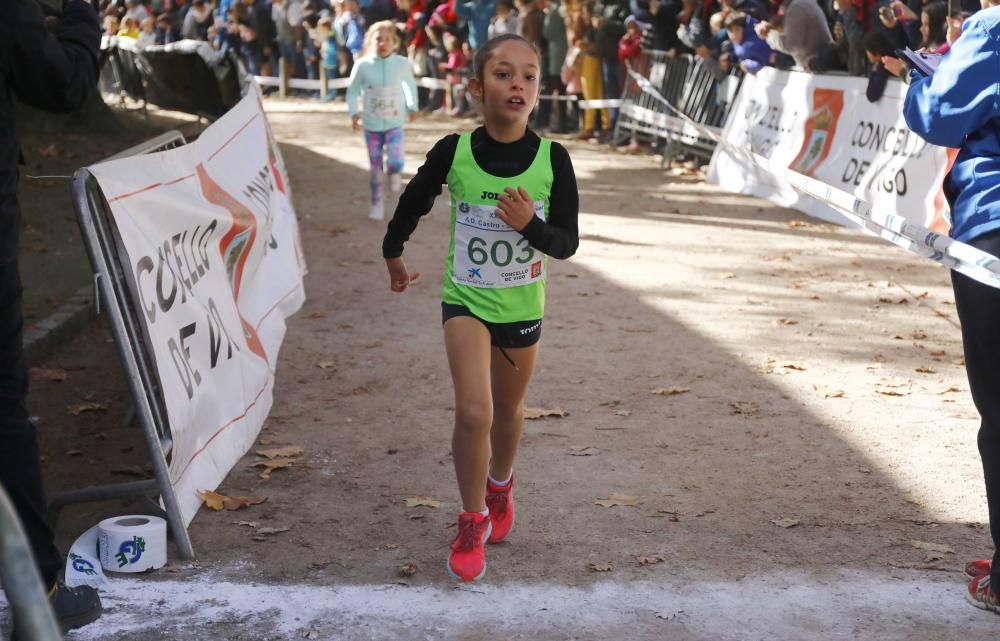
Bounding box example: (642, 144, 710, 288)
(951, 228, 1000, 585)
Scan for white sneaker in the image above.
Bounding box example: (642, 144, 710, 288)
(388, 173, 401, 193)
(368, 199, 384, 220)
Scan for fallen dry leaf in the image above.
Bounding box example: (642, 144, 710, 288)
(404, 496, 441, 508)
(786, 219, 811, 228)
(588, 562, 612, 572)
(730, 401, 760, 415)
(567, 446, 601, 456)
(781, 363, 806, 371)
(29, 367, 68, 382)
(68, 401, 107, 415)
(614, 409, 632, 417)
(637, 554, 665, 566)
(770, 518, 800, 528)
(232, 521, 258, 528)
(913, 330, 928, 340)
(255, 458, 295, 479)
(256, 446, 304, 459)
(778, 318, 799, 326)
(650, 387, 691, 396)
(257, 526, 290, 535)
(198, 489, 267, 511)
(398, 562, 418, 577)
(66, 449, 83, 457)
(936, 386, 962, 394)
(317, 361, 336, 370)
(915, 366, 937, 374)
(930, 350, 947, 357)
(910, 540, 954, 554)
(523, 407, 568, 419)
(595, 494, 640, 508)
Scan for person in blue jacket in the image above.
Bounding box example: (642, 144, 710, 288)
(902, 3, 1000, 614)
(723, 11, 773, 74)
(347, 21, 418, 220)
(455, 0, 497, 50)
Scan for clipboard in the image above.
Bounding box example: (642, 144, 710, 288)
(896, 47, 943, 76)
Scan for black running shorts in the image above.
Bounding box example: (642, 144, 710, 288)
(441, 303, 542, 349)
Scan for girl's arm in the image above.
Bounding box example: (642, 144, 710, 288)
(520, 142, 579, 260)
(345, 58, 364, 127)
(400, 58, 419, 112)
(382, 134, 460, 258)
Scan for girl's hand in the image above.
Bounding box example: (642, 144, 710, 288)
(351, 114, 361, 131)
(495, 186, 535, 231)
(386, 257, 420, 292)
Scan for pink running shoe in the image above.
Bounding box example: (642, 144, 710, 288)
(447, 512, 492, 582)
(485, 475, 514, 543)
(966, 559, 992, 580)
(968, 574, 1000, 614)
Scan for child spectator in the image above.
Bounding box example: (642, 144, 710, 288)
(317, 16, 340, 100)
(617, 14, 643, 65)
(490, 0, 521, 37)
(103, 13, 121, 36)
(118, 14, 141, 38)
(138, 16, 157, 46)
(440, 32, 467, 115)
(861, 30, 897, 102)
(724, 11, 773, 74)
(155, 12, 180, 43)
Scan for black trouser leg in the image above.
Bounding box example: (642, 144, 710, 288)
(951, 229, 1000, 586)
(0, 257, 61, 587)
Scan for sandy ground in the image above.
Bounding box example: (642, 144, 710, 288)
(6, 98, 1000, 640)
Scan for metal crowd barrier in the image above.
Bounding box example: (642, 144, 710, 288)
(615, 50, 744, 164)
(0, 487, 61, 641)
(99, 37, 147, 108)
(99, 39, 244, 120)
(51, 130, 195, 562)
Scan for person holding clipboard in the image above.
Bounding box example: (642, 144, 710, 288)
(903, 3, 1000, 615)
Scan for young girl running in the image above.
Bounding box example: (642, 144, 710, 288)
(346, 21, 418, 220)
(381, 34, 579, 581)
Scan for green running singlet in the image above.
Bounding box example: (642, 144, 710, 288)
(441, 131, 553, 324)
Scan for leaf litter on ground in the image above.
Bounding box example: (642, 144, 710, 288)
(198, 489, 267, 511)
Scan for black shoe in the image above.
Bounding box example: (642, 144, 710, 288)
(49, 582, 102, 632)
(11, 582, 102, 640)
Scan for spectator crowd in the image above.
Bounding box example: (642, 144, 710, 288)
(96, 0, 994, 140)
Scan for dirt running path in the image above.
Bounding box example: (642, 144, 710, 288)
(10, 99, 999, 640)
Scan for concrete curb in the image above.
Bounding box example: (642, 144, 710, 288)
(24, 285, 96, 366)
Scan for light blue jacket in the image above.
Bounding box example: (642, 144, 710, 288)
(346, 53, 418, 132)
(903, 7, 1000, 243)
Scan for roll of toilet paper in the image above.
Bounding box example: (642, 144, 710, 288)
(97, 515, 167, 574)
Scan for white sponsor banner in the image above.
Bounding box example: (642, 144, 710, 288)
(707, 68, 952, 229)
(89, 85, 306, 526)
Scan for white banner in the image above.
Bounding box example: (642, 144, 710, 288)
(707, 68, 952, 230)
(89, 85, 306, 526)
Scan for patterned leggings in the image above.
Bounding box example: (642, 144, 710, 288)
(364, 127, 405, 204)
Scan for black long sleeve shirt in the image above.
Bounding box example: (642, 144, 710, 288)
(382, 127, 580, 261)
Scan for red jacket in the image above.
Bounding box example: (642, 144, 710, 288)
(618, 31, 642, 64)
